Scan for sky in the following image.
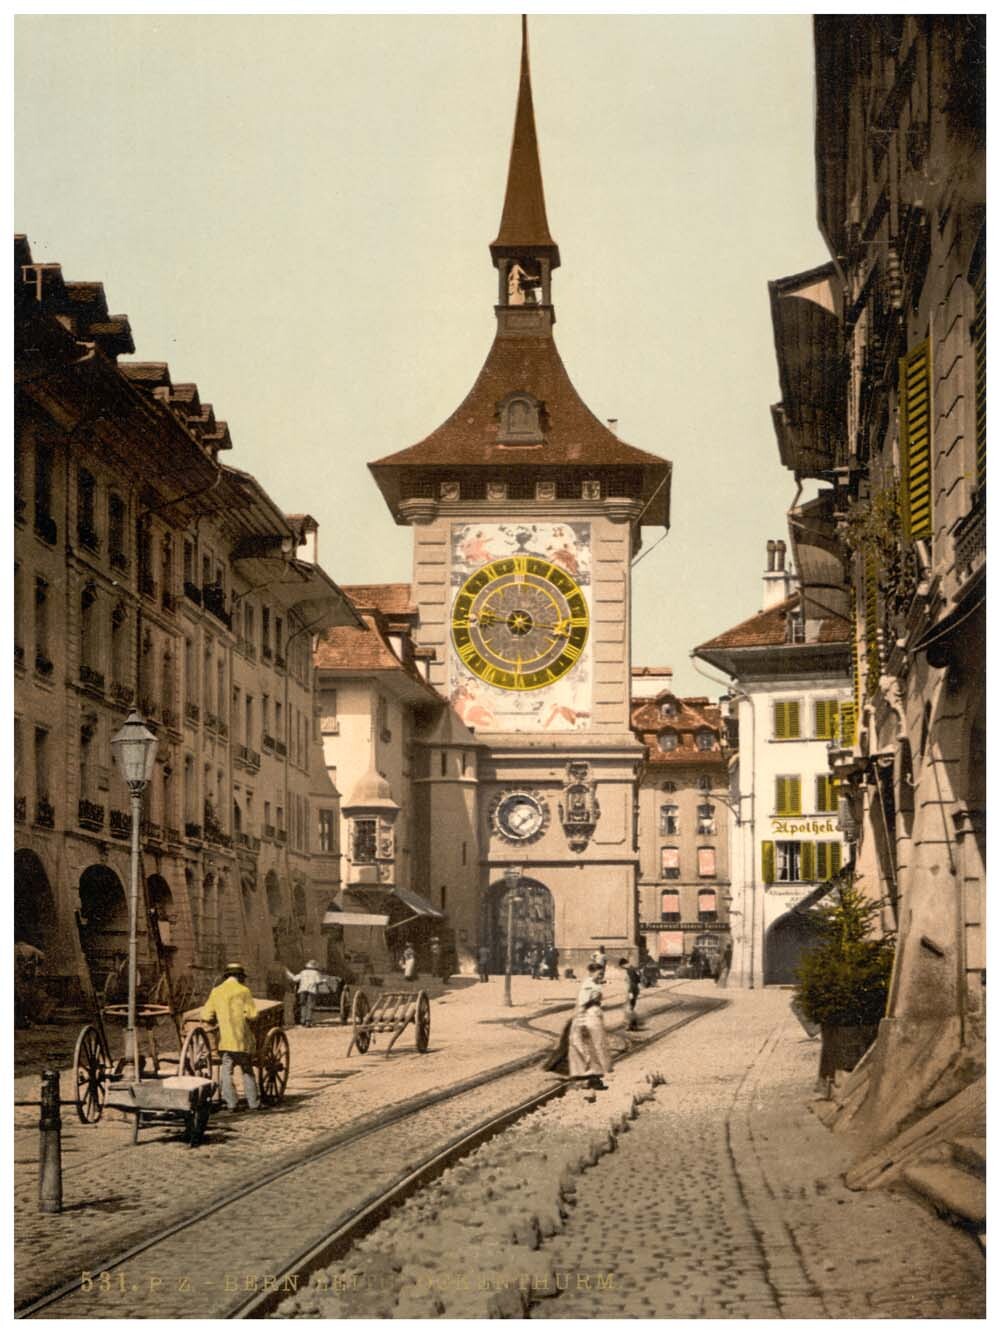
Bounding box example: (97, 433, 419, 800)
(15, 13, 827, 697)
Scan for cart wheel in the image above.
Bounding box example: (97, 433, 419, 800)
(339, 985, 352, 1025)
(180, 1025, 214, 1083)
(74, 1024, 108, 1124)
(259, 1028, 290, 1104)
(415, 990, 431, 1053)
(352, 990, 371, 1054)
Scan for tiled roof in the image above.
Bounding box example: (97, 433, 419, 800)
(491, 18, 558, 260)
(370, 333, 668, 473)
(695, 593, 850, 652)
(313, 614, 405, 673)
(342, 584, 415, 617)
(630, 692, 725, 765)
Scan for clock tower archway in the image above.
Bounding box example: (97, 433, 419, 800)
(368, 20, 672, 970)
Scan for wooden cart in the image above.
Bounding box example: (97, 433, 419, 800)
(347, 989, 431, 1057)
(179, 999, 290, 1105)
(72, 1002, 177, 1127)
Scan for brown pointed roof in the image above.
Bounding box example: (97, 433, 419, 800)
(490, 16, 559, 266)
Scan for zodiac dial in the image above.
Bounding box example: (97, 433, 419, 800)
(451, 556, 589, 691)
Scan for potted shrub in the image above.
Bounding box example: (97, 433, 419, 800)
(794, 878, 895, 1081)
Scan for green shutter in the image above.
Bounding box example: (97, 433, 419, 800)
(839, 700, 856, 747)
(761, 840, 775, 883)
(974, 267, 986, 491)
(900, 339, 933, 539)
(801, 842, 816, 883)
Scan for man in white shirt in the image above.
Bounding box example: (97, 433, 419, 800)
(286, 959, 324, 1028)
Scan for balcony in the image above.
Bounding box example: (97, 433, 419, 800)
(246, 748, 260, 770)
(139, 573, 157, 600)
(264, 823, 276, 841)
(185, 701, 200, 724)
(140, 699, 160, 723)
(14, 795, 26, 823)
(165, 826, 181, 845)
(34, 513, 57, 545)
(238, 637, 257, 661)
(110, 809, 132, 839)
(202, 583, 232, 629)
(183, 580, 203, 607)
(217, 719, 229, 740)
(34, 797, 55, 829)
(34, 651, 54, 678)
(110, 549, 129, 573)
(77, 522, 100, 554)
(953, 494, 986, 590)
(79, 664, 105, 693)
(141, 820, 162, 843)
(262, 645, 273, 661)
(162, 707, 179, 732)
(275, 828, 288, 845)
(235, 743, 249, 765)
(161, 590, 176, 613)
(184, 821, 203, 841)
(205, 825, 232, 849)
(262, 733, 275, 753)
(275, 739, 287, 757)
(275, 654, 287, 671)
(78, 798, 105, 831)
(111, 681, 135, 707)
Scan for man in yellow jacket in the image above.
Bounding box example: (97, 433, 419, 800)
(201, 962, 260, 1111)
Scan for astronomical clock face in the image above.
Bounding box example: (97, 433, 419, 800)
(451, 556, 589, 691)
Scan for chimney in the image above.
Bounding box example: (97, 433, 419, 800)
(606, 418, 619, 436)
(762, 537, 793, 611)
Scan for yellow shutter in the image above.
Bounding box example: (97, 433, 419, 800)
(788, 701, 800, 738)
(900, 338, 933, 539)
(831, 842, 842, 876)
(761, 840, 775, 883)
(788, 776, 801, 815)
(974, 267, 986, 490)
(801, 842, 816, 882)
(773, 701, 801, 739)
(773, 702, 788, 739)
(816, 774, 835, 812)
(814, 700, 838, 739)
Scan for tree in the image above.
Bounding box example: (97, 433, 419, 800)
(795, 878, 895, 1028)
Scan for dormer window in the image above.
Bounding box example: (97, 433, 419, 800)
(658, 729, 678, 752)
(497, 391, 545, 445)
(660, 699, 677, 719)
(696, 729, 714, 751)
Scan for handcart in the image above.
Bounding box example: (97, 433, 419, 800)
(179, 999, 290, 1105)
(347, 989, 430, 1057)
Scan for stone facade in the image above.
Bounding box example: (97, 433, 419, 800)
(14, 237, 356, 1008)
(766, 16, 986, 1142)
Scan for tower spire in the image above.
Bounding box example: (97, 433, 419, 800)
(490, 15, 560, 272)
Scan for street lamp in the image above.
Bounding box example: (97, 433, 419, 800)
(502, 865, 523, 1008)
(111, 711, 158, 1081)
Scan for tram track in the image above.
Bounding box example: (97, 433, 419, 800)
(17, 991, 725, 1320)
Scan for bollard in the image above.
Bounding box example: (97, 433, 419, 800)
(38, 1069, 63, 1214)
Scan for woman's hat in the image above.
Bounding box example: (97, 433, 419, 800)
(224, 961, 247, 977)
(306, 959, 319, 969)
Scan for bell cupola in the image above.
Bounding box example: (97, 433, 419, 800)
(490, 17, 560, 334)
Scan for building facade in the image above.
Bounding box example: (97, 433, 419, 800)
(695, 542, 852, 988)
(14, 237, 358, 1009)
(364, 22, 672, 971)
(765, 16, 985, 1141)
(630, 669, 732, 973)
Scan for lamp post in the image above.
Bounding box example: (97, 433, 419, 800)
(502, 865, 523, 1008)
(111, 711, 158, 1081)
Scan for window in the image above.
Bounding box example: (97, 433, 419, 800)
(244, 602, 255, 649)
(698, 889, 717, 921)
(660, 846, 680, 879)
(659, 803, 679, 835)
(318, 809, 335, 853)
(814, 700, 840, 740)
(662, 780, 677, 793)
(184, 637, 195, 707)
(696, 729, 714, 751)
(353, 817, 377, 863)
(658, 729, 678, 752)
(900, 338, 933, 539)
(245, 695, 254, 746)
(697, 774, 712, 792)
(77, 469, 98, 549)
(184, 755, 195, 822)
(34, 727, 49, 803)
(275, 616, 284, 658)
(815, 841, 843, 881)
(768, 840, 801, 882)
(161, 649, 175, 717)
(697, 802, 716, 835)
(109, 495, 127, 567)
(660, 699, 676, 719)
(775, 775, 802, 815)
(815, 774, 837, 814)
(34, 444, 54, 534)
(697, 847, 716, 877)
(262, 693, 271, 737)
(160, 535, 173, 601)
(660, 890, 680, 923)
(216, 660, 225, 722)
(773, 701, 801, 739)
(973, 257, 986, 491)
(262, 606, 271, 657)
(34, 577, 50, 673)
(440, 752, 448, 777)
(80, 584, 99, 674)
(108, 601, 126, 682)
(183, 538, 194, 586)
(275, 700, 283, 739)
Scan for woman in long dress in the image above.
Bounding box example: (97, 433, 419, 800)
(568, 962, 612, 1088)
(402, 943, 418, 982)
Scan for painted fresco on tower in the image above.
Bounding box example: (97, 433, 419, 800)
(448, 522, 592, 731)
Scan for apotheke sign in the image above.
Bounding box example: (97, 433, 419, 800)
(769, 818, 838, 836)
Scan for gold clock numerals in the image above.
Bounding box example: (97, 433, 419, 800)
(451, 556, 589, 692)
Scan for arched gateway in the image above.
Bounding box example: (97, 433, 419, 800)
(489, 877, 554, 973)
(14, 849, 57, 952)
(764, 907, 821, 986)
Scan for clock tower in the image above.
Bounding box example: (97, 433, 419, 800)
(369, 19, 672, 969)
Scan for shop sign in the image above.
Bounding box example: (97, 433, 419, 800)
(769, 818, 838, 836)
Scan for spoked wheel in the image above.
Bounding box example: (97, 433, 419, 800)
(339, 984, 352, 1025)
(74, 1024, 108, 1124)
(179, 1025, 214, 1083)
(351, 989, 371, 1054)
(415, 990, 431, 1053)
(259, 1028, 290, 1104)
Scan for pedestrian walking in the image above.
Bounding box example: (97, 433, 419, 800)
(590, 944, 608, 982)
(529, 944, 542, 980)
(285, 958, 324, 1027)
(201, 961, 260, 1112)
(477, 945, 490, 983)
(402, 942, 418, 981)
(543, 943, 558, 980)
(619, 956, 642, 1030)
(568, 962, 612, 1089)
(429, 936, 442, 983)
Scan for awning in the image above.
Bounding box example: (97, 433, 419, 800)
(323, 909, 390, 929)
(393, 887, 444, 919)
